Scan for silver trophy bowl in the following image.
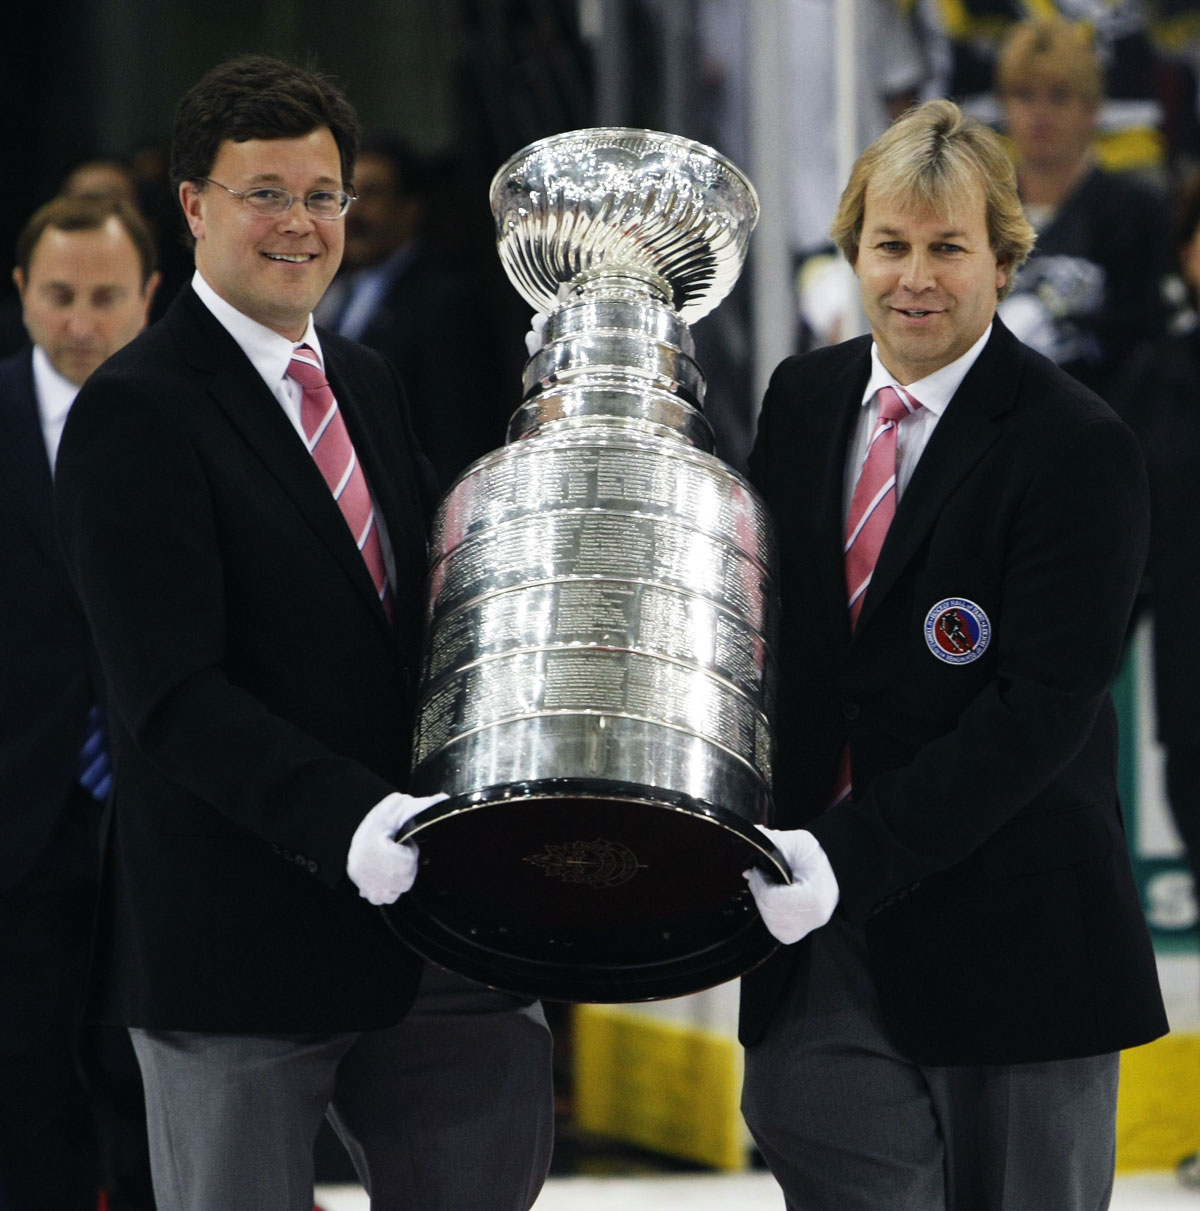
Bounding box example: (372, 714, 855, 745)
(382, 128, 787, 1001)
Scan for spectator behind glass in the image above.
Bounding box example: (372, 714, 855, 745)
(995, 18, 1170, 405)
(315, 136, 508, 488)
(914, 0, 1167, 176)
(1120, 179, 1200, 1195)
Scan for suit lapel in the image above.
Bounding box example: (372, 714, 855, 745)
(787, 340, 873, 640)
(821, 350, 872, 632)
(325, 350, 422, 580)
(326, 350, 430, 637)
(856, 322, 1018, 632)
(173, 291, 394, 629)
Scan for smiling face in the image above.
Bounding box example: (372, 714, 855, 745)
(855, 178, 1008, 385)
(180, 127, 345, 339)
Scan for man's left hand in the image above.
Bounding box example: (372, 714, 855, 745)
(745, 826, 839, 944)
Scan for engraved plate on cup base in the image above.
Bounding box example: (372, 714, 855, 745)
(383, 786, 789, 1002)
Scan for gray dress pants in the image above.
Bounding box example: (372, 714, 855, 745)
(130, 963, 554, 1211)
(741, 915, 1119, 1211)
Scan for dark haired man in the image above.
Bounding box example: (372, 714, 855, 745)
(54, 55, 553, 1211)
(2, 193, 158, 1209)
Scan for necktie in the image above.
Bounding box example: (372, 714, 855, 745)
(844, 385, 922, 629)
(79, 704, 112, 800)
(287, 345, 391, 616)
(832, 385, 922, 805)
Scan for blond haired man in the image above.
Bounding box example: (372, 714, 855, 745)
(741, 100, 1165, 1211)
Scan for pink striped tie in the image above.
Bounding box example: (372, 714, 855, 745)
(287, 345, 391, 616)
(832, 385, 921, 804)
(844, 385, 921, 628)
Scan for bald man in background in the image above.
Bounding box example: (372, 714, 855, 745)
(1, 194, 159, 1210)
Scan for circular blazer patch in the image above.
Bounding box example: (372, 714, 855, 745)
(924, 598, 991, 665)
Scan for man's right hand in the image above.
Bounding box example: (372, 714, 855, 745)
(346, 791, 449, 905)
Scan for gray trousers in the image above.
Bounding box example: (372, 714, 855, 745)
(741, 916, 1119, 1211)
(130, 964, 554, 1211)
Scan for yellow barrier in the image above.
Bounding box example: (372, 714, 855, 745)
(1118, 1033, 1200, 1172)
(574, 1008, 1200, 1174)
(573, 1004, 746, 1171)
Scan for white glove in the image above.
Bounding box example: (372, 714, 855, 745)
(524, 311, 550, 356)
(346, 791, 449, 906)
(524, 285, 573, 356)
(744, 826, 839, 945)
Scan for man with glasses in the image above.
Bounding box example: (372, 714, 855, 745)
(54, 55, 553, 1211)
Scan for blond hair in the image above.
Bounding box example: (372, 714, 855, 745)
(996, 19, 1103, 109)
(830, 99, 1035, 299)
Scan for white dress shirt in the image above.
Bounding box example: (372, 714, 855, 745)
(32, 345, 80, 470)
(843, 323, 993, 526)
(190, 270, 396, 587)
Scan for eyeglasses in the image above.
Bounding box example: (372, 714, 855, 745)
(199, 178, 356, 220)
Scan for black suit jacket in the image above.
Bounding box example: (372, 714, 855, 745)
(54, 287, 437, 1033)
(0, 348, 101, 890)
(741, 319, 1167, 1065)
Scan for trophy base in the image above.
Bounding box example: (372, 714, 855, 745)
(381, 780, 789, 1002)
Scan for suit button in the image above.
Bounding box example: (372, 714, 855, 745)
(307, 859, 319, 874)
(843, 703, 860, 720)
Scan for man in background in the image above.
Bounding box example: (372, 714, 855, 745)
(316, 136, 508, 487)
(1, 193, 159, 1210)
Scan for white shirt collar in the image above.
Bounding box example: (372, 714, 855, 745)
(31, 344, 80, 469)
(860, 322, 993, 415)
(191, 270, 325, 386)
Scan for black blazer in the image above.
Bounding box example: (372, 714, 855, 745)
(0, 348, 101, 890)
(740, 319, 1167, 1065)
(54, 287, 437, 1033)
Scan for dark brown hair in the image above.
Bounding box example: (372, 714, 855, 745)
(169, 55, 361, 195)
(16, 194, 158, 286)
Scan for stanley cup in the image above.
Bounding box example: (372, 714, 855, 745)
(382, 129, 788, 1001)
